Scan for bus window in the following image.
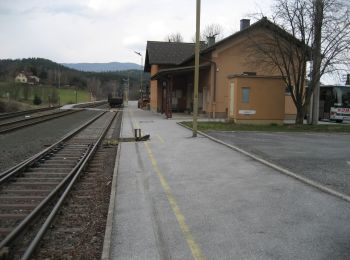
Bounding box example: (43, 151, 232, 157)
(319, 85, 350, 122)
(342, 89, 350, 108)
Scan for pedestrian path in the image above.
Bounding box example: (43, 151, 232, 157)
(105, 101, 350, 260)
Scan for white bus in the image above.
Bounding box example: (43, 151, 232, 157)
(319, 85, 350, 123)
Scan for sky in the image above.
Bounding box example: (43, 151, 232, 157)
(0, 0, 274, 64)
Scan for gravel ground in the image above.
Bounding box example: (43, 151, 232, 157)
(0, 110, 102, 172)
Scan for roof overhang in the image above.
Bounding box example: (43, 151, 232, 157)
(151, 63, 211, 80)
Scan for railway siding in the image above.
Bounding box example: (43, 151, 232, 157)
(0, 111, 121, 259)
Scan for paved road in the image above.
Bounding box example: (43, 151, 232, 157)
(206, 131, 350, 196)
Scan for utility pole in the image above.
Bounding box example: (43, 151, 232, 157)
(193, 0, 201, 137)
(311, 0, 324, 125)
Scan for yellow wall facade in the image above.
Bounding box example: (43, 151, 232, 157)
(150, 65, 159, 112)
(227, 76, 285, 124)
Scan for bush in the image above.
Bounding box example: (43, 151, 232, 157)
(33, 95, 42, 105)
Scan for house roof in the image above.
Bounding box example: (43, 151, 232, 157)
(180, 17, 310, 64)
(144, 41, 207, 72)
(145, 17, 310, 72)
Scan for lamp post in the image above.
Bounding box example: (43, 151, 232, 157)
(134, 51, 143, 100)
(193, 0, 201, 137)
(122, 74, 130, 106)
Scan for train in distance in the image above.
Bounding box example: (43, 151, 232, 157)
(108, 92, 124, 108)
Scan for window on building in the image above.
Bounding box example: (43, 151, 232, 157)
(285, 85, 292, 95)
(242, 87, 250, 103)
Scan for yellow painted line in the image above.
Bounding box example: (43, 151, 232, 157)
(156, 134, 165, 144)
(144, 142, 205, 260)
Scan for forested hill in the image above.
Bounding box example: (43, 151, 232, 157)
(0, 58, 149, 99)
(62, 62, 141, 72)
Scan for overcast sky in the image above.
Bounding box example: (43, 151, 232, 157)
(0, 0, 274, 64)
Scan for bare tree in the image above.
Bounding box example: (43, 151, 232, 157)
(191, 23, 224, 43)
(202, 23, 224, 39)
(248, 0, 350, 124)
(165, 33, 184, 42)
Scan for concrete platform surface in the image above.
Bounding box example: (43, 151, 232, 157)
(108, 101, 350, 260)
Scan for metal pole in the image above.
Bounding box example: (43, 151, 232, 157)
(134, 51, 143, 101)
(140, 55, 143, 100)
(193, 0, 201, 137)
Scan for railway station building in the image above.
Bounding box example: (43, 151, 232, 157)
(144, 18, 299, 124)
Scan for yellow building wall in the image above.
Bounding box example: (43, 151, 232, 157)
(206, 34, 280, 117)
(203, 29, 299, 120)
(150, 65, 159, 112)
(228, 76, 285, 124)
(285, 95, 297, 120)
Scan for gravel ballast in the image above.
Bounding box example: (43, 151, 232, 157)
(0, 110, 102, 172)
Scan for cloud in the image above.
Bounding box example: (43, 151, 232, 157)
(0, 0, 274, 63)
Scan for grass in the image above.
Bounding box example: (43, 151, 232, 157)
(58, 88, 90, 104)
(0, 82, 91, 106)
(181, 121, 350, 133)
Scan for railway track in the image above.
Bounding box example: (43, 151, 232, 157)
(0, 109, 79, 134)
(0, 110, 119, 259)
(0, 107, 58, 121)
(0, 101, 109, 134)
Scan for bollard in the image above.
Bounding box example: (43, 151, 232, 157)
(134, 129, 141, 139)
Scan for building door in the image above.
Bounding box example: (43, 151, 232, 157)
(162, 87, 166, 114)
(186, 83, 192, 111)
(202, 87, 207, 112)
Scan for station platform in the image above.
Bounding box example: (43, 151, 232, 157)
(103, 101, 350, 260)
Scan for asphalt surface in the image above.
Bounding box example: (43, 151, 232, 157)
(206, 131, 350, 196)
(0, 109, 101, 172)
(108, 102, 350, 260)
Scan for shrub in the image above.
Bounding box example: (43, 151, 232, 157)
(33, 95, 42, 105)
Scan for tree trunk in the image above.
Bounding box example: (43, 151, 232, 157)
(311, 0, 324, 125)
(295, 105, 305, 125)
(295, 111, 304, 125)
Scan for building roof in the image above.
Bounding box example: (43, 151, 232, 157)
(181, 17, 310, 64)
(144, 41, 207, 72)
(144, 18, 310, 72)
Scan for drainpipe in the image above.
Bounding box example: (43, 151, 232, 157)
(199, 56, 217, 118)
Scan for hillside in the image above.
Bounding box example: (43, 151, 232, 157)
(62, 62, 141, 72)
(0, 58, 149, 100)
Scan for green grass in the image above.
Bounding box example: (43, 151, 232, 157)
(181, 121, 350, 133)
(0, 82, 90, 105)
(57, 88, 90, 104)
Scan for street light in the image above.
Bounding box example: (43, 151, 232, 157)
(122, 73, 130, 106)
(134, 51, 143, 100)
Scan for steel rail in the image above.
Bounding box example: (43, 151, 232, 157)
(0, 111, 105, 183)
(0, 111, 116, 255)
(21, 111, 119, 260)
(0, 107, 59, 120)
(0, 110, 80, 134)
(73, 100, 107, 108)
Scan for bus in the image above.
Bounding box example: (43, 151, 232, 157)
(319, 85, 350, 122)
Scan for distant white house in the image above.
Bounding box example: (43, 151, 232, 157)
(15, 72, 28, 83)
(15, 72, 40, 85)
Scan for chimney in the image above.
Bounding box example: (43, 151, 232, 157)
(206, 36, 216, 47)
(346, 74, 350, 85)
(240, 19, 250, 31)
